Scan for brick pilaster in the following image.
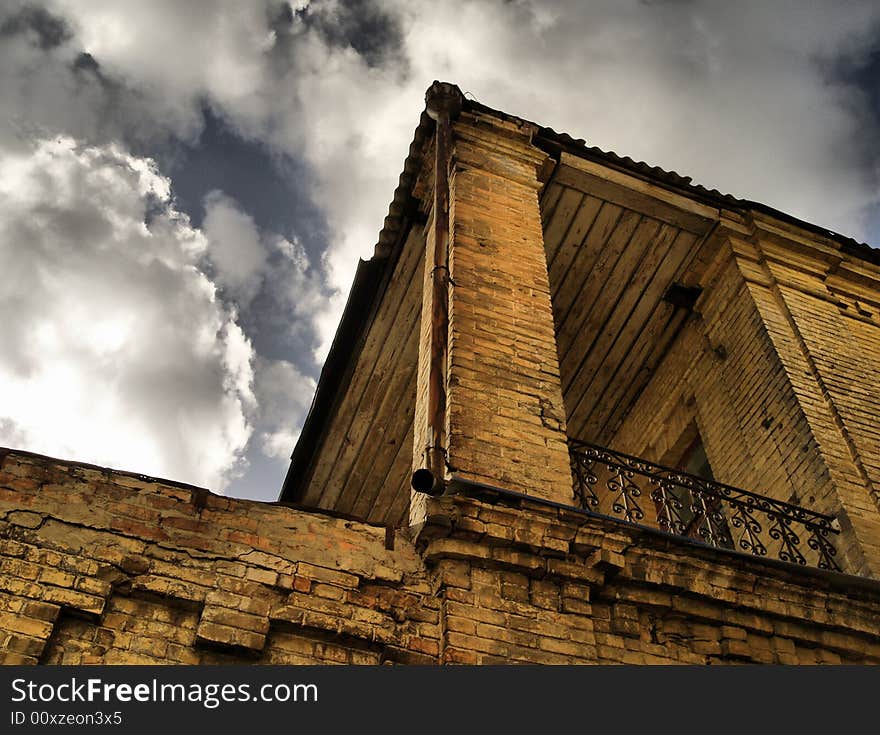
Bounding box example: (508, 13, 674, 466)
(441, 111, 572, 504)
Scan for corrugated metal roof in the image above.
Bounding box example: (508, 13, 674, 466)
(535, 124, 741, 205)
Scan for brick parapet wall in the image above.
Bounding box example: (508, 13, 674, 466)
(423, 492, 880, 663)
(3, 449, 880, 665)
(0, 449, 436, 665)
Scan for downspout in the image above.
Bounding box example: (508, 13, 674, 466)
(411, 81, 463, 497)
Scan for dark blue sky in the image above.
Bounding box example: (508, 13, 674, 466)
(158, 106, 330, 368)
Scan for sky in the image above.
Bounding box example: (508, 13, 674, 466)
(1, 0, 878, 501)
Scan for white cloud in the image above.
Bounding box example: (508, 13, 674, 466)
(54, 0, 270, 108)
(197, 188, 326, 470)
(202, 186, 329, 356)
(199, 191, 325, 466)
(0, 2, 200, 151)
(252, 357, 315, 461)
(203, 190, 268, 307)
(0, 136, 255, 489)
(273, 233, 333, 357)
(9, 1, 880, 261)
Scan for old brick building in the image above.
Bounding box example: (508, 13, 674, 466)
(2, 82, 880, 665)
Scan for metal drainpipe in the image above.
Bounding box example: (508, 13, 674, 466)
(411, 81, 462, 497)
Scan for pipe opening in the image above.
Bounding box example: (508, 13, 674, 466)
(411, 468, 443, 496)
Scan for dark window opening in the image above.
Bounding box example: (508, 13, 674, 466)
(677, 435, 714, 480)
(658, 422, 733, 549)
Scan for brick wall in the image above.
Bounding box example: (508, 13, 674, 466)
(609, 230, 880, 577)
(440, 111, 572, 504)
(0, 449, 435, 665)
(3, 448, 880, 665)
(743, 224, 880, 578)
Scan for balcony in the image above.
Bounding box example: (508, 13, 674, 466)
(569, 439, 841, 571)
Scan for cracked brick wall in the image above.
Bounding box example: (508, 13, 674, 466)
(2, 448, 880, 665)
(0, 449, 434, 665)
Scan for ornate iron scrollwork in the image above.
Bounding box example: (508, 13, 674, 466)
(608, 465, 644, 523)
(651, 480, 688, 536)
(570, 450, 600, 508)
(568, 439, 840, 572)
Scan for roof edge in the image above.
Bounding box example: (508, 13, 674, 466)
(466, 95, 879, 266)
(279, 254, 388, 502)
(279, 100, 440, 504)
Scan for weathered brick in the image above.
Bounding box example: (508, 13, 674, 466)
(201, 606, 269, 635)
(196, 621, 265, 651)
(245, 567, 278, 586)
(0, 611, 54, 639)
(40, 588, 105, 616)
(296, 563, 359, 589)
(22, 601, 60, 622)
(444, 647, 479, 665)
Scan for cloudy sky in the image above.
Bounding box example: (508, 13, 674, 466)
(1, 1, 878, 501)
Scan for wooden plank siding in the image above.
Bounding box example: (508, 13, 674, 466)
(563, 224, 683, 419)
(298, 225, 425, 523)
(543, 162, 717, 446)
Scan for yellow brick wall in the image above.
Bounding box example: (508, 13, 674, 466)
(730, 223, 880, 577)
(3, 448, 880, 665)
(442, 112, 572, 504)
(425, 495, 880, 664)
(610, 227, 880, 578)
(747, 233, 880, 578)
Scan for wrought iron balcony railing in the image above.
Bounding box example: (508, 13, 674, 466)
(569, 439, 841, 571)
